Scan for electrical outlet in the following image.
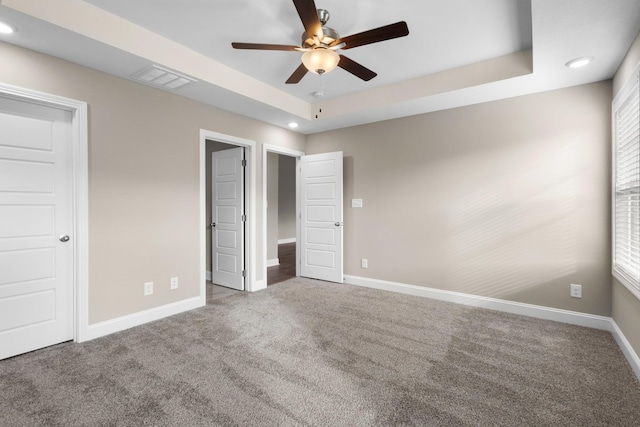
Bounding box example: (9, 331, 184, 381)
(144, 281, 154, 296)
(170, 277, 179, 290)
(570, 283, 582, 298)
(361, 259, 368, 269)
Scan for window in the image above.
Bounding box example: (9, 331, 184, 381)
(613, 68, 640, 299)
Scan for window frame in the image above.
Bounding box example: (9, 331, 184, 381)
(612, 64, 640, 300)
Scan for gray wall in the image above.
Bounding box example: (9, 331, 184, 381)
(278, 155, 297, 242)
(612, 29, 640, 357)
(307, 81, 612, 316)
(0, 41, 305, 324)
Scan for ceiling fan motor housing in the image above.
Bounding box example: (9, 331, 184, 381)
(301, 9, 339, 48)
(301, 26, 339, 48)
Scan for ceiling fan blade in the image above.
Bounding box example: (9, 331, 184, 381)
(335, 21, 409, 50)
(338, 55, 377, 81)
(293, 0, 323, 41)
(231, 42, 299, 51)
(286, 63, 309, 84)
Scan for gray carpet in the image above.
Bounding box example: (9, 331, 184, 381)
(1, 277, 639, 426)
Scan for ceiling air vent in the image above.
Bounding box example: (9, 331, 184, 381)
(132, 64, 197, 90)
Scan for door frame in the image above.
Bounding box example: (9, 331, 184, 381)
(200, 130, 256, 297)
(262, 144, 305, 283)
(0, 82, 89, 342)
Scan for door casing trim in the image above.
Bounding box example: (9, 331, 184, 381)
(200, 130, 257, 296)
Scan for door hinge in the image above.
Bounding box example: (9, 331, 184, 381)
(241, 159, 247, 167)
(242, 270, 246, 278)
(241, 214, 247, 222)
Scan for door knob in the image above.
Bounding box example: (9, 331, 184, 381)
(59, 235, 70, 242)
(210, 223, 216, 228)
(335, 222, 342, 227)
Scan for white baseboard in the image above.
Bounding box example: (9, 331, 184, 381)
(82, 297, 204, 342)
(610, 320, 640, 381)
(267, 258, 280, 267)
(344, 275, 612, 330)
(278, 238, 296, 244)
(206, 270, 212, 281)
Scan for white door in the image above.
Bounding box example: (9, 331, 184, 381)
(300, 151, 343, 283)
(211, 147, 245, 290)
(0, 96, 74, 360)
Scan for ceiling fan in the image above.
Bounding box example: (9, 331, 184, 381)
(231, 0, 409, 84)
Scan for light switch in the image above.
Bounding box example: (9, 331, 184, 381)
(352, 198, 363, 208)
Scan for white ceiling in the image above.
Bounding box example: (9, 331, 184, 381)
(0, 0, 639, 134)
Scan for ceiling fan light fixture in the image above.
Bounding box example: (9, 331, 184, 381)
(302, 48, 339, 75)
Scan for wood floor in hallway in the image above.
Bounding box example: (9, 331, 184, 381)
(268, 242, 296, 286)
(207, 242, 296, 303)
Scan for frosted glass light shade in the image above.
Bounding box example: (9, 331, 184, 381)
(302, 49, 340, 75)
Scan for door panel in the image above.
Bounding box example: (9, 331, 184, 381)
(0, 159, 54, 191)
(0, 248, 55, 285)
(307, 228, 335, 245)
(211, 147, 245, 290)
(306, 249, 335, 267)
(0, 111, 53, 150)
(0, 290, 55, 331)
(300, 151, 343, 283)
(0, 96, 74, 360)
(0, 205, 54, 237)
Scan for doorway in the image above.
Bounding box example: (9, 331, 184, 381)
(262, 146, 345, 286)
(200, 130, 256, 303)
(266, 152, 298, 285)
(263, 145, 304, 285)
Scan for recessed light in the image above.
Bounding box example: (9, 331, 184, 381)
(288, 122, 299, 129)
(565, 57, 593, 69)
(0, 21, 17, 34)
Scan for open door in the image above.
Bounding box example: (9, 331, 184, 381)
(300, 151, 343, 283)
(211, 147, 245, 290)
